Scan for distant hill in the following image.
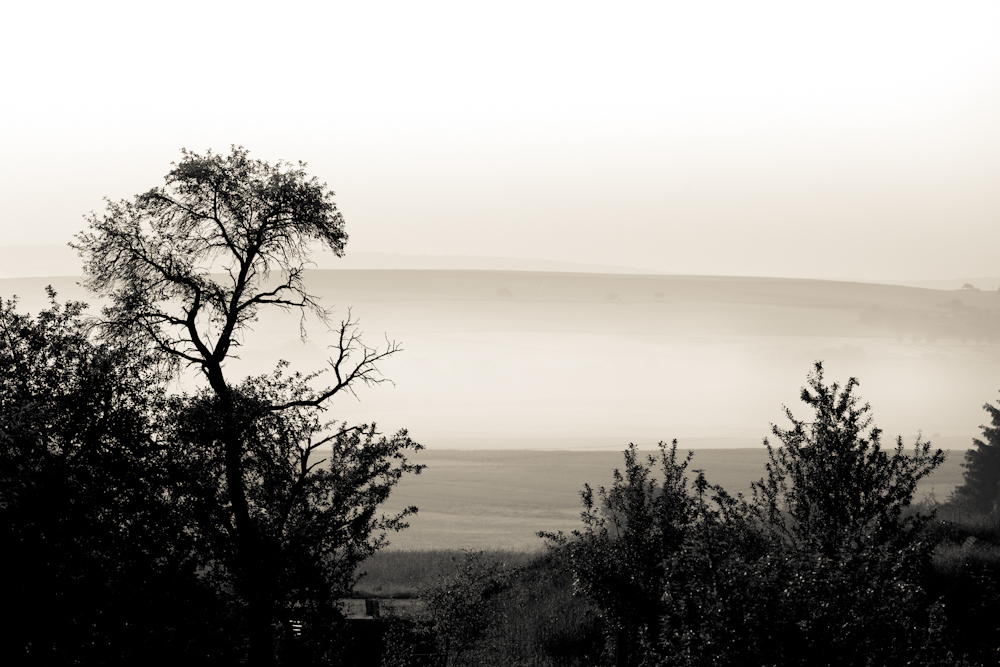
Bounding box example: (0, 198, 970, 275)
(3, 269, 997, 448)
(294, 269, 1000, 342)
(0, 244, 654, 279)
(9, 268, 998, 339)
(2, 243, 998, 289)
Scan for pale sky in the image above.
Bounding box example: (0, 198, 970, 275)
(3, 1, 999, 280)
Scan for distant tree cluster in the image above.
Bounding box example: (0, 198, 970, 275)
(860, 301, 1000, 343)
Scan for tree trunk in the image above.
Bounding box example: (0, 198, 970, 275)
(247, 581, 277, 667)
(226, 435, 279, 666)
(210, 366, 278, 667)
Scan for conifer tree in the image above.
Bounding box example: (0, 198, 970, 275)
(952, 394, 1000, 513)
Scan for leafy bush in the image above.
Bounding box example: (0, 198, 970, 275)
(0, 291, 240, 664)
(381, 550, 603, 667)
(356, 549, 537, 599)
(752, 362, 945, 556)
(730, 362, 948, 665)
(466, 551, 604, 667)
(539, 441, 697, 635)
(546, 363, 964, 667)
(539, 441, 715, 665)
(423, 551, 512, 665)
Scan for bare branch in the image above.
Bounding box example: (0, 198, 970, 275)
(269, 314, 400, 411)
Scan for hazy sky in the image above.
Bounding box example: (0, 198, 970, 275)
(3, 1, 999, 280)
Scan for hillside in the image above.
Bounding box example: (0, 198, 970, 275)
(3, 270, 998, 449)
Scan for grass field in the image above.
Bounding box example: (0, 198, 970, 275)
(374, 447, 968, 551)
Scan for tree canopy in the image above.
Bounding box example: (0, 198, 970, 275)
(72, 145, 353, 393)
(69, 146, 419, 666)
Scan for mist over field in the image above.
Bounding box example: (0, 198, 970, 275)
(6, 4, 1000, 662)
(7, 262, 986, 551)
(4, 265, 997, 452)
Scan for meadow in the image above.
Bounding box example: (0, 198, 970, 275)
(371, 447, 967, 551)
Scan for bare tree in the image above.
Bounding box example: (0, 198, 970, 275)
(72, 146, 417, 666)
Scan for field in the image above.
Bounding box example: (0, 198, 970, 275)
(372, 447, 967, 551)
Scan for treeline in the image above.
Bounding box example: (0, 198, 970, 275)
(384, 364, 1000, 667)
(860, 300, 1000, 343)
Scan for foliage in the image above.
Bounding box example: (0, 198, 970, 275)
(381, 550, 603, 667)
(926, 535, 1000, 666)
(356, 549, 537, 599)
(752, 361, 945, 556)
(382, 618, 439, 667)
(421, 551, 513, 666)
(716, 363, 948, 666)
(69, 146, 416, 665)
(165, 365, 424, 665)
(0, 291, 237, 664)
(952, 393, 1000, 513)
(72, 145, 348, 381)
(653, 477, 776, 667)
(457, 551, 604, 667)
(661, 362, 949, 667)
(545, 364, 958, 667)
(539, 441, 702, 663)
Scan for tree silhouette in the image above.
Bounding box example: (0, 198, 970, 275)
(753, 361, 944, 555)
(72, 146, 419, 665)
(952, 394, 1000, 513)
(539, 441, 700, 664)
(748, 362, 946, 665)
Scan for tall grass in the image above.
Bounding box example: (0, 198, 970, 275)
(354, 549, 537, 599)
(461, 552, 604, 667)
(358, 549, 604, 666)
(922, 503, 1000, 579)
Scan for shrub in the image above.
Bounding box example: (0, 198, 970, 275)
(539, 440, 699, 663)
(423, 551, 511, 665)
(383, 550, 604, 667)
(736, 362, 948, 666)
(752, 362, 945, 556)
(545, 364, 961, 667)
